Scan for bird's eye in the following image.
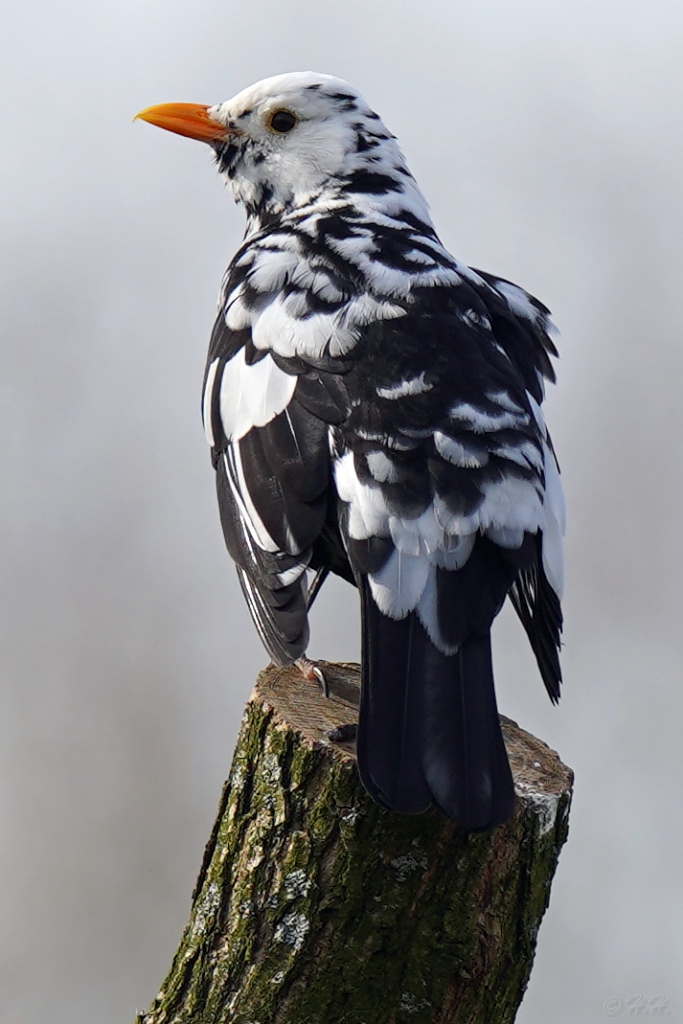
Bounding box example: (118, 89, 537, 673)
(268, 109, 297, 134)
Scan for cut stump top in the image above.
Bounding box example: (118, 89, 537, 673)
(254, 660, 573, 828)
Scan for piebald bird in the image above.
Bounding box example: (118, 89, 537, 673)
(136, 72, 565, 831)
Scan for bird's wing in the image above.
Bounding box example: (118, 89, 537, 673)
(334, 270, 564, 827)
(337, 270, 564, 676)
(202, 239, 351, 665)
(462, 266, 565, 696)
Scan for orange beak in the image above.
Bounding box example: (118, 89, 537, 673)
(134, 102, 234, 142)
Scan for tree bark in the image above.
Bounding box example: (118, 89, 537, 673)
(135, 661, 572, 1024)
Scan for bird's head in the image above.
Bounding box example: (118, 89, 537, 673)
(136, 71, 411, 226)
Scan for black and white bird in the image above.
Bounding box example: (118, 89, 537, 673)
(136, 72, 565, 831)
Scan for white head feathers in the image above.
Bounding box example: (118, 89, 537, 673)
(206, 72, 413, 220)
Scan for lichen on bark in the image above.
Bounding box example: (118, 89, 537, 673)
(135, 662, 572, 1024)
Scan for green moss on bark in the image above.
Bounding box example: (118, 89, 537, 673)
(136, 663, 572, 1024)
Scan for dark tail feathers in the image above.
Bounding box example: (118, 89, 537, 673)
(357, 580, 514, 831)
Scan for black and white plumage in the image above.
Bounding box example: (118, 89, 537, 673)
(137, 72, 565, 831)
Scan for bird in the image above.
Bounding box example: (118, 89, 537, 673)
(136, 71, 565, 831)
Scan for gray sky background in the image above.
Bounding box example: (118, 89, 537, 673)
(1, 1, 682, 1021)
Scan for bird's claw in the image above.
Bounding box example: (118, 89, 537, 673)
(295, 657, 330, 698)
(312, 665, 329, 699)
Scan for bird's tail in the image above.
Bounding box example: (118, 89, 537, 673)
(357, 579, 515, 830)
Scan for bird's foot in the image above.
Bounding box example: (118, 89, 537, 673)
(295, 656, 330, 698)
(325, 723, 358, 743)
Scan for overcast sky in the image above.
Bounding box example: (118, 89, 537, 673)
(1, 1, 682, 1022)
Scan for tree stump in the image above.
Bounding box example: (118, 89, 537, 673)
(135, 662, 572, 1024)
